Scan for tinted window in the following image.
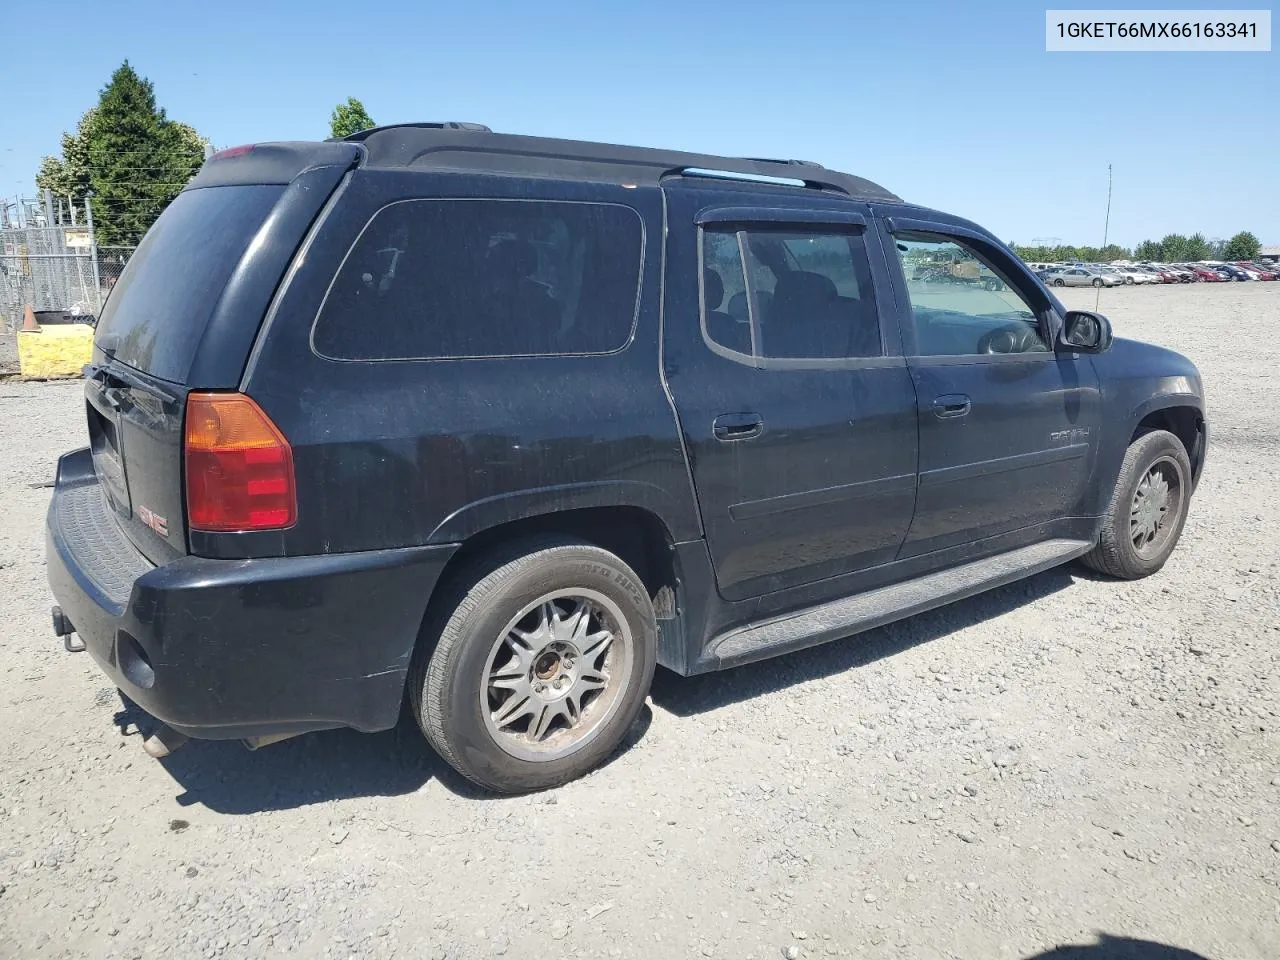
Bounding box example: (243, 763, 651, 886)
(893, 233, 1048, 356)
(313, 200, 642, 360)
(94, 185, 284, 383)
(701, 226, 881, 360)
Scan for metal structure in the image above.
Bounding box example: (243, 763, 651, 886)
(0, 192, 133, 332)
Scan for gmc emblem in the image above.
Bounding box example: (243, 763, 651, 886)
(137, 505, 169, 538)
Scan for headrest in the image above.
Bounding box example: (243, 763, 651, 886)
(772, 270, 837, 306)
(703, 268, 725, 309)
(486, 238, 538, 277)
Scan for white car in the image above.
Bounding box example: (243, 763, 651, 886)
(1044, 266, 1123, 288)
(1111, 265, 1157, 285)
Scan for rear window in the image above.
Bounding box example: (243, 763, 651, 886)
(312, 199, 643, 360)
(94, 185, 284, 383)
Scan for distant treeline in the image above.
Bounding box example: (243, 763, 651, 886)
(1011, 231, 1261, 264)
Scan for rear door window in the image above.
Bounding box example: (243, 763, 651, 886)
(701, 225, 882, 360)
(312, 199, 644, 360)
(94, 185, 285, 384)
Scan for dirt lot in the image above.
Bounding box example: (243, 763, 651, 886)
(1, 283, 1277, 960)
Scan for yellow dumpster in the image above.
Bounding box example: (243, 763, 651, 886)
(16, 324, 94, 379)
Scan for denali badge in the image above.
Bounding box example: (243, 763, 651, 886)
(137, 505, 169, 537)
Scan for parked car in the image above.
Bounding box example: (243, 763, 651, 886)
(1234, 262, 1276, 280)
(1180, 264, 1225, 282)
(1160, 264, 1196, 283)
(1141, 264, 1180, 283)
(1213, 263, 1252, 281)
(1111, 265, 1157, 285)
(1243, 263, 1278, 280)
(45, 125, 1208, 792)
(1045, 266, 1123, 287)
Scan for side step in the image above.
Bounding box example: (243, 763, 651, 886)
(709, 538, 1092, 670)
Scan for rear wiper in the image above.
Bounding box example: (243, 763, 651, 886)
(82, 358, 179, 405)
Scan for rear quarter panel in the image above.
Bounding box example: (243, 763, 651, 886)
(208, 170, 700, 560)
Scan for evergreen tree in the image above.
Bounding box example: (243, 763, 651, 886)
(85, 62, 206, 246)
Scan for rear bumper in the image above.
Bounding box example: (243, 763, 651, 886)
(46, 448, 458, 740)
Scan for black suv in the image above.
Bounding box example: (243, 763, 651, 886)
(46, 124, 1207, 793)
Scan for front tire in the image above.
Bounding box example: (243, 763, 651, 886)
(1092, 277, 1103, 288)
(410, 540, 657, 793)
(1053, 278, 1066, 287)
(1082, 429, 1192, 580)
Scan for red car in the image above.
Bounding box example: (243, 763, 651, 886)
(1184, 265, 1224, 282)
(1237, 262, 1277, 280)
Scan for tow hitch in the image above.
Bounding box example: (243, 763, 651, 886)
(52, 605, 84, 652)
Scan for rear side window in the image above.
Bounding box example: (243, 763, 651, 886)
(701, 225, 881, 360)
(313, 199, 643, 360)
(94, 185, 285, 383)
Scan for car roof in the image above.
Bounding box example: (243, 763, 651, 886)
(341, 123, 902, 202)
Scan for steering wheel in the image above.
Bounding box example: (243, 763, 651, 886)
(978, 324, 1041, 355)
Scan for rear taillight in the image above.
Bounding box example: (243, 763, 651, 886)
(184, 392, 296, 532)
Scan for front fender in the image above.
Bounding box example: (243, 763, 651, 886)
(1087, 339, 1206, 512)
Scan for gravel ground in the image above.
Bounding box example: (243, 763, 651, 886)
(1, 282, 1277, 960)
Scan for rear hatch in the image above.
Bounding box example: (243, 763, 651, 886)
(85, 143, 360, 563)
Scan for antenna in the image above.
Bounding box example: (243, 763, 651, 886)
(1096, 163, 1113, 310)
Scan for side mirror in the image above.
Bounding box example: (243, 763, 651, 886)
(1058, 310, 1113, 353)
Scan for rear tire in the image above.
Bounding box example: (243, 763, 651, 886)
(410, 540, 657, 793)
(1092, 277, 1103, 288)
(1082, 429, 1192, 580)
(1053, 278, 1066, 287)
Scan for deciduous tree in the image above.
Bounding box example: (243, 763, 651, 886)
(330, 98, 376, 139)
(1221, 231, 1260, 261)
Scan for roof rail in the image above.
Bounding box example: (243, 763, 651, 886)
(348, 126, 900, 201)
(672, 167, 811, 188)
(663, 164, 854, 196)
(337, 121, 491, 143)
(739, 157, 821, 168)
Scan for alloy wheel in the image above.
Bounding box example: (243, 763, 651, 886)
(480, 589, 634, 762)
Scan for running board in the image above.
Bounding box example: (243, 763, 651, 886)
(708, 538, 1093, 670)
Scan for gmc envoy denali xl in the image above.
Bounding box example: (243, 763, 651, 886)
(46, 124, 1206, 793)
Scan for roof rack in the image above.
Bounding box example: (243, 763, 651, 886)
(336, 121, 492, 143)
(350, 125, 899, 201)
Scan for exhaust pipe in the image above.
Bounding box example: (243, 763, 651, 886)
(242, 732, 303, 751)
(141, 724, 188, 759)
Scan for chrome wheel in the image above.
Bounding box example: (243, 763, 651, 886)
(1130, 456, 1183, 559)
(481, 589, 634, 762)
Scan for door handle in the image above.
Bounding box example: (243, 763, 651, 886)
(713, 413, 764, 441)
(932, 394, 971, 419)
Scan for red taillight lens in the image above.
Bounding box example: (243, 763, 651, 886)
(184, 392, 296, 532)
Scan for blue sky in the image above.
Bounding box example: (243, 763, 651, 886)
(2, 0, 1275, 247)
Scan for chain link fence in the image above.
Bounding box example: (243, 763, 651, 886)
(1, 196, 135, 372)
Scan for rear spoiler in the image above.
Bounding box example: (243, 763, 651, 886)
(185, 141, 363, 190)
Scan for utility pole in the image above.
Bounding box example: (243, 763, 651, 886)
(85, 195, 103, 316)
